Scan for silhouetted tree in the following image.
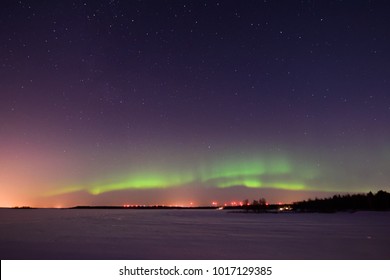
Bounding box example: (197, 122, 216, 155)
(293, 190, 390, 212)
(243, 199, 249, 212)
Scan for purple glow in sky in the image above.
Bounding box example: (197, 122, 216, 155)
(1, 1, 390, 207)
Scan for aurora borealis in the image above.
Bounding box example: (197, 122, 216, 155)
(1, 1, 390, 207)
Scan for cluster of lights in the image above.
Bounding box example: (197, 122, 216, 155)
(121, 200, 283, 208)
(122, 204, 186, 208)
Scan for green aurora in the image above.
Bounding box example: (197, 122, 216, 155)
(48, 155, 321, 196)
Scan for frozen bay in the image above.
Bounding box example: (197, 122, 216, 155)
(0, 209, 389, 259)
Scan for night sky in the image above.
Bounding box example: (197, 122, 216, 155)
(1, 0, 390, 207)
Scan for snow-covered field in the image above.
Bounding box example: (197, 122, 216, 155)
(0, 209, 389, 259)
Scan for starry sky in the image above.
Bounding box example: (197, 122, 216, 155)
(1, 0, 390, 207)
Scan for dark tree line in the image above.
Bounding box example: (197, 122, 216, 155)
(293, 190, 390, 212)
(242, 197, 268, 212)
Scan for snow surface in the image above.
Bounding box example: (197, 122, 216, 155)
(0, 209, 389, 259)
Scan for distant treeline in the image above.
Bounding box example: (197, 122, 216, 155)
(70, 205, 218, 210)
(223, 198, 276, 213)
(292, 190, 390, 212)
